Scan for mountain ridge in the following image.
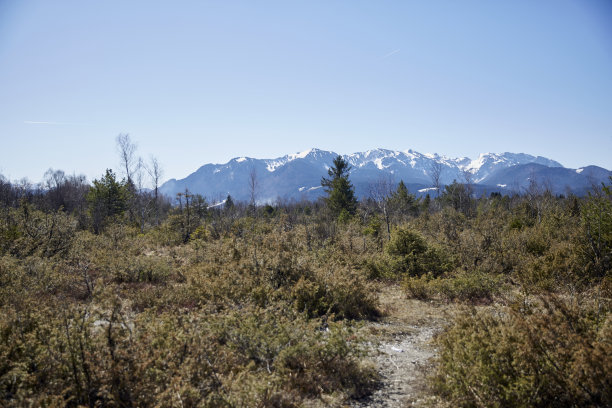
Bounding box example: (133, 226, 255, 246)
(159, 148, 608, 202)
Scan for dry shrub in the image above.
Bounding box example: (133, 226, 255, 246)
(275, 321, 378, 399)
(291, 266, 379, 319)
(0, 299, 376, 407)
(402, 273, 431, 300)
(0, 205, 77, 259)
(403, 270, 503, 303)
(432, 294, 611, 407)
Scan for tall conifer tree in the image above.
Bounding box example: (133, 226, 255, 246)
(321, 155, 358, 217)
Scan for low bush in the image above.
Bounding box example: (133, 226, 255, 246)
(403, 270, 503, 303)
(291, 267, 379, 319)
(431, 294, 611, 407)
(366, 227, 453, 280)
(276, 322, 377, 399)
(436, 270, 504, 302)
(0, 299, 377, 407)
(402, 273, 431, 299)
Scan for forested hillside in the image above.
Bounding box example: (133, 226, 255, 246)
(1, 152, 610, 407)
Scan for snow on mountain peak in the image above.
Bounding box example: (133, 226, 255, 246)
(204, 147, 567, 182)
(288, 148, 315, 160)
(373, 158, 387, 170)
(159, 147, 603, 202)
(265, 148, 324, 172)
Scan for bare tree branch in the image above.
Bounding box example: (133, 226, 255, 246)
(429, 161, 443, 198)
(369, 174, 395, 241)
(248, 166, 259, 210)
(116, 134, 137, 184)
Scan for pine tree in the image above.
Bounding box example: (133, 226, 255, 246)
(87, 169, 129, 233)
(390, 180, 418, 217)
(225, 194, 234, 210)
(321, 155, 358, 217)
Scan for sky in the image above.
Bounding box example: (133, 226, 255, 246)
(0, 0, 611, 185)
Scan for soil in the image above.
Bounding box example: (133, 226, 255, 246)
(350, 285, 451, 408)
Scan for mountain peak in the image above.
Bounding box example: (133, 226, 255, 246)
(288, 148, 318, 160)
(159, 148, 607, 201)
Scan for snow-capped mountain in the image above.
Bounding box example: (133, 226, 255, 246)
(159, 148, 609, 203)
(464, 152, 563, 182)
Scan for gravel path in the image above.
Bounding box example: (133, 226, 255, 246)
(351, 324, 436, 407)
(350, 287, 447, 408)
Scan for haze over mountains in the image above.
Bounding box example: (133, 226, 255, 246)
(159, 148, 611, 203)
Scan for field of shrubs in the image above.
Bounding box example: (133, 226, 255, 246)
(0, 170, 610, 407)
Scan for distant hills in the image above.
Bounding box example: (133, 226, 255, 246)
(159, 148, 611, 203)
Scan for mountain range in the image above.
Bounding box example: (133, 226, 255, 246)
(159, 148, 611, 203)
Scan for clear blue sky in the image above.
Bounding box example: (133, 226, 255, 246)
(1, 0, 611, 184)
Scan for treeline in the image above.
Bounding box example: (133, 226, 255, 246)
(0, 150, 610, 406)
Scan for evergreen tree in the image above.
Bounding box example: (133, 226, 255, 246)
(422, 193, 431, 213)
(225, 194, 234, 210)
(441, 180, 472, 215)
(321, 155, 358, 217)
(390, 180, 418, 217)
(87, 169, 129, 233)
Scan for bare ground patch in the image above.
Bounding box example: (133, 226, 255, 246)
(351, 285, 451, 408)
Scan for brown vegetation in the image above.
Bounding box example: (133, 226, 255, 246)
(0, 170, 610, 406)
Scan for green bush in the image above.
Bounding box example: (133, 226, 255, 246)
(368, 227, 452, 280)
(386, 227, 428, 258)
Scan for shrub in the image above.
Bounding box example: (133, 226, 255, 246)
(369, 227, 452, 280)
(581, 180, 612, 278)
(291, 267, 379, 320)
(435, 270, 503, 302)
(106, 254, 171, 283)
(402, 273, 432, 299)
(0, 205, 76, 258)
(386, 227, 428, 258)
(403, 270, 503, 303)
(432, 295, 611, 407)
(276, 322, 377, 399)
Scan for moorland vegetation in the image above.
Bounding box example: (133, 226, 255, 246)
(0, 145, 610, 407)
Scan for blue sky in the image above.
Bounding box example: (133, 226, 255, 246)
(1, 0, 611, 184)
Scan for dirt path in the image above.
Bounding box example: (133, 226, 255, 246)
(351, 285, 449, 408)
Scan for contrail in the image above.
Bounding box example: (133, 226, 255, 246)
(24, 120, 91, 126)
(381, 49, 400, 59)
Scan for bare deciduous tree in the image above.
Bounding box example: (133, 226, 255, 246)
(116, 133, 137, 185)
(429, 161, 443, 198)
(248, 166, 259, 213)
(462, 169, 473, 193)
(133, 157, 152, 232)
(134, 157, 145, 191)
(147, 156, 164, 225)
(44, 168, 66, 190)
(525, 172, 552, 224)
(43, 168, 66, 210)
(369, 174, 395, 241)
(148, 156, 163, 201)
(461, 169, 475, 216)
